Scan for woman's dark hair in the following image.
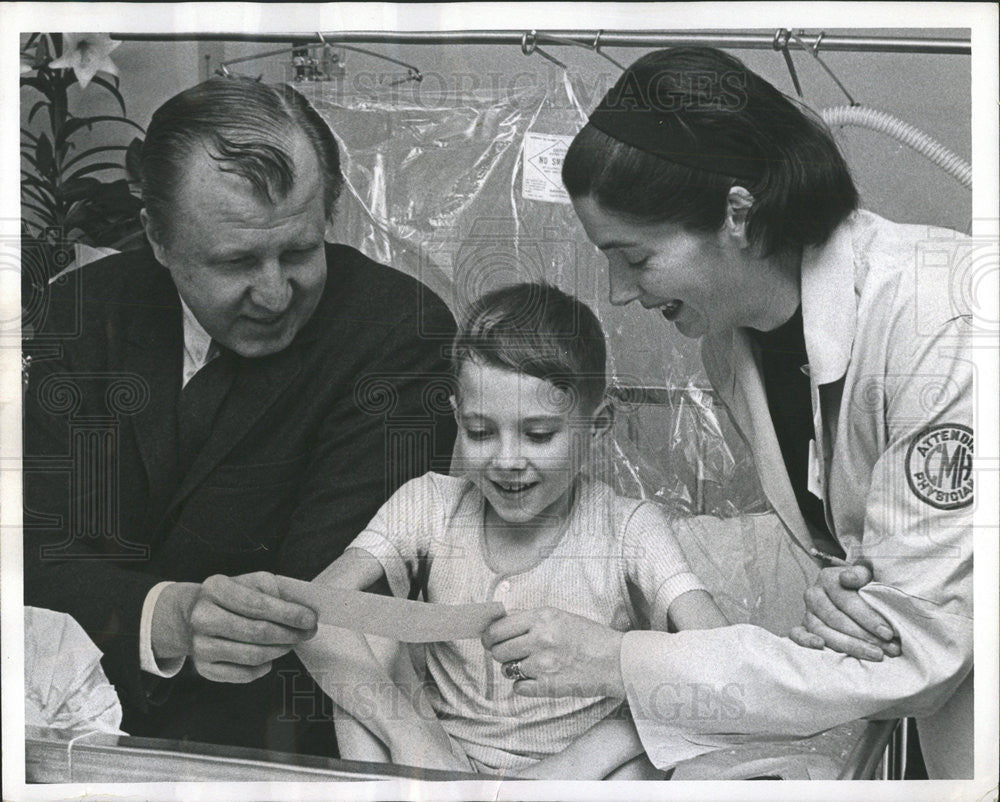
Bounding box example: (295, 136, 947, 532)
(140, 77, 343, 244)
(453, 283, 608, 413)
(563, 47, 858, 256)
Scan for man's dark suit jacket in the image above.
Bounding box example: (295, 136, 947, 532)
(23, 243, 456, 756)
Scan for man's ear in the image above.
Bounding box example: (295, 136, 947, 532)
(723, 186, 754, 249)
(449, 394, 458, 416)
(140, 209, 169, 266)
(589, 399, 615, 439)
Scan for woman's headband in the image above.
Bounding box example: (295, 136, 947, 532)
(587, 68, 764, 183)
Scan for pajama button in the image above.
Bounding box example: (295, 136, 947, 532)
(497, 580, 511, 595)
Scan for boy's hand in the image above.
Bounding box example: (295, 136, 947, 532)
(152, 571, 318, 683)
(789, 565, 901, 661)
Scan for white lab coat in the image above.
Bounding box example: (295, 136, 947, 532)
(622, 211, 974, 778)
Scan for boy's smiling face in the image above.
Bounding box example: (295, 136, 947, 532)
(453, 359, 602, 526)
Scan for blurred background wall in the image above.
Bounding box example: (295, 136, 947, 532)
(85, 29, 971, 227)
(41, 29, 971, 230)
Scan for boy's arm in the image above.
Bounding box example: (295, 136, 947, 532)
(668, 588, 729, 631)
(296, 548, 465, 770)
(312, 547, 386, 590)
(296, 625, 463, 770)
(623, 502, 730, 633)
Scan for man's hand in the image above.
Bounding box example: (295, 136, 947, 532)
(482, 607, 625, 699)
(152, 572, 318, 683)
(790, 564, 901, 661)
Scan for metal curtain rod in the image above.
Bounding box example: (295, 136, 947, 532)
(110, 30, 970, 55)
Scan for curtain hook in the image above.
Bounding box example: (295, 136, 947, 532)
(520, 30, 567, 69)
(790, 29, 857, 106)
(592, 29, 625, 70)
(520, 30, 536, 57)
(773, 28, 803, 98)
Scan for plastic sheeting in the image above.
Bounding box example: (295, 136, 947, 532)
(299, 74, 768, 518)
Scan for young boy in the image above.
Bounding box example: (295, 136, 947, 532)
(296, 283, 728, 777)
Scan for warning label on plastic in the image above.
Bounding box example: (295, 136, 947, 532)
(521, 132, 573, 205)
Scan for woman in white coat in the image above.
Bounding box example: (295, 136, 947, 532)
(482, 47, 973, 778)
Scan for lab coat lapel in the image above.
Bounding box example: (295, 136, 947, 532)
(800, 214, 857, 388)
(702, 214, 860, 555)
(710, 329, 815, 554)
(800, 213, 858, 523)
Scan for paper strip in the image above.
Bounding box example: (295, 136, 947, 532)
(276, 576, 506, 643)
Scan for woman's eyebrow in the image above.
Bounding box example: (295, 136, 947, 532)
(522, 415, 566, 426)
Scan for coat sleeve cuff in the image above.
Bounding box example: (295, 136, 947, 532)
(621, 629, 718, 769)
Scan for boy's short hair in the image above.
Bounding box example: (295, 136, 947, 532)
(453, 283, 608, 412)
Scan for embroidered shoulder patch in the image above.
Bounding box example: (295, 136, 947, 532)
(905, 424, 973, 510)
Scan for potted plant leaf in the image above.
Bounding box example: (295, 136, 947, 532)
(20, 32, 146, 344)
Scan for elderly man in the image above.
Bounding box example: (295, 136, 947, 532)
(23, 77, 456, 756)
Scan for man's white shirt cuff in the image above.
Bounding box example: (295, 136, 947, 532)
(140, 581, 186, 677)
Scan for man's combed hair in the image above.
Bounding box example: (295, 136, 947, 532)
(140, 77, 343, 243)
(563, 47, 859, 257)
(453, 283, 608, 413)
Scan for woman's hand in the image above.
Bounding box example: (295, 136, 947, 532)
(789, 564, 901, 661)
(481, 607, 625, 698)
